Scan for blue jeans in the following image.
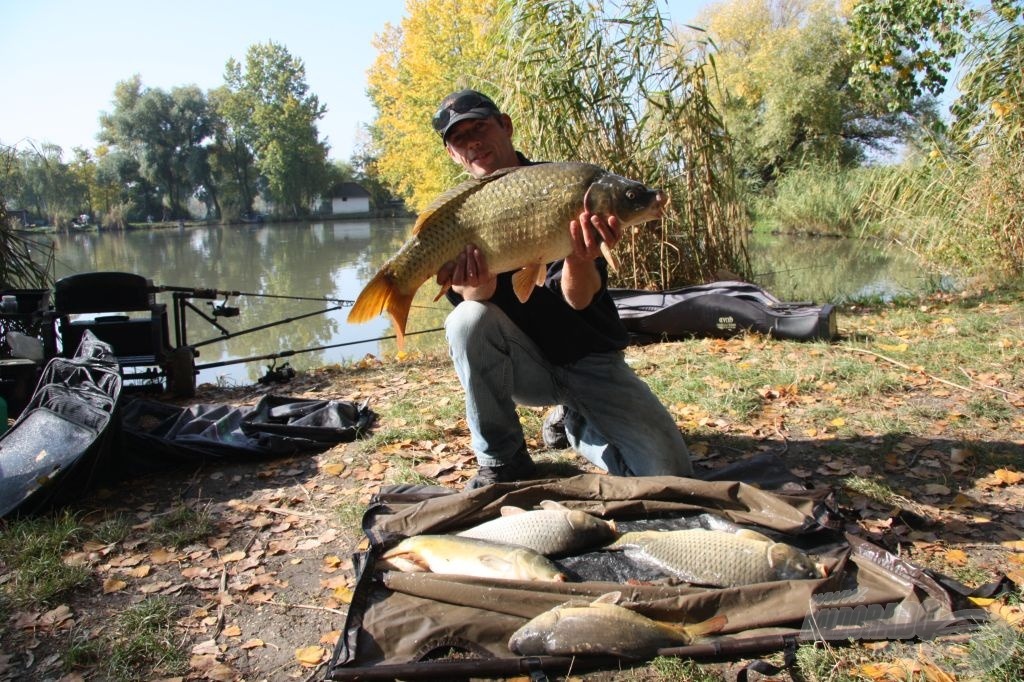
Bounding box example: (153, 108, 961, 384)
(445, 301, 692, 476)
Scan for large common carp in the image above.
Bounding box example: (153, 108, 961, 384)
(608, 528, 824, 587)
(347, 162, 667, 347)
(508, 591, 726, 658)
(456, 500, 618, 557)
(377, 534, 566, 582)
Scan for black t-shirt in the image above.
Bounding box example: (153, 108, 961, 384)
(445, 257, 629, 366)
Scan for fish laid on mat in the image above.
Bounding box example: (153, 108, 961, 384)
(347, 162, 666, 347)
(377, 534, 566, 582)
(608, 528, 824, 587)
(456, 500, 618, 556)
(508, 591, 727, 658)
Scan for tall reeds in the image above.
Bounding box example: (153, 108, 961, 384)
(489, 0, 748, 288)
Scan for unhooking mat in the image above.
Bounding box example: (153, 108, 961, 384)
(326, 473, 994, 680)
(119, 394, 377, 471)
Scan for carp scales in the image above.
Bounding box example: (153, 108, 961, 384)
(608, 528, 824, 588)
(377, 534, 566, 582)
(347, 162, 667, 347)
(456, 500, 618, 557)
(508, 591, 727, 658)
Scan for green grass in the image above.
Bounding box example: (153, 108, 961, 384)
(794, 641, 860, 682)
(151, 505, 216, 549)
(105, 597, 188, 680)
(336, 501, 368, 536)
(0, 511, 91, 609)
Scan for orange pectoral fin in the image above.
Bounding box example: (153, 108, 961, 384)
(511, 263, 545, 303)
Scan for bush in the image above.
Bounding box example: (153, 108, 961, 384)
(752, 164, 887, 236)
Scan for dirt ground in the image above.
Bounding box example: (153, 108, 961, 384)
(2, 312, 1023, 681)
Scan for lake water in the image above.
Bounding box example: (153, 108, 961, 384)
(41, 220, 929, 387)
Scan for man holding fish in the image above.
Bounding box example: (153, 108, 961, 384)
(430, 89, 693, 488)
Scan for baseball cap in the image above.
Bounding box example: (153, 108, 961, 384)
(432, 89, 502, 142)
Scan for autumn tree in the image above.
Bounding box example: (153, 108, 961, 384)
(366, 0, 501, 211)
(696, 0, 929, 187)
(222, 41, 329, 218)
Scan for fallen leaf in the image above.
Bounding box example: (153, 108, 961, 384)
(128, 565, 151, 578)
(322, 462, 347, 476)
(994, 469, 1024, 485)
(944, 549, 968, 565)
(295, 645, 327, 667)
(102, 578, 127, 594)
(860, 659, 919, 680)
(240, 639, 265, 649)
(222, 624, 242, 637)
(221, 550, 246, 563)
(1001, 540, 1024, 551)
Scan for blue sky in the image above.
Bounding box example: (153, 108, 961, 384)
(0, 1, 708, 162)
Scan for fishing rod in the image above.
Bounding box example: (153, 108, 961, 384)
(194, 327, 445, 371)
(158, 284, 355, 306)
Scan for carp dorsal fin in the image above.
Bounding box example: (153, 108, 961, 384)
(500, 505, 526, 516)
(511, 263, 545, 303)
(412, 166, 522, 236)
(538, 500, 570, 512)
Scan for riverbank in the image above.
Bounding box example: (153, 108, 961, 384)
(1, 285, 1022, 680)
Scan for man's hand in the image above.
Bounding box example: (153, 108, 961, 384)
(436, 244, 497, 301)
(568, 210, 622, 262)
(561, 210, 620, 309)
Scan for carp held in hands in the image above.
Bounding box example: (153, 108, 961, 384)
(347, 162, 667, 348)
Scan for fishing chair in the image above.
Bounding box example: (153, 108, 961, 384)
(50, 271, 195, 396)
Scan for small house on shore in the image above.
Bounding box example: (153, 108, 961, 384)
(326, 183, 371, 216)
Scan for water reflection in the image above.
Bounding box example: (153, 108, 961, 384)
(744, 232, 931, 304)
(50, 219, 449, 386)
(45, 222, 932, 386)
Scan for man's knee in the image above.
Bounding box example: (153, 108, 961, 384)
(445, 301, 499, 348)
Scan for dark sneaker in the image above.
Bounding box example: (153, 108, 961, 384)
(465, 454, 537, 490)
(542, 405, 570, 450)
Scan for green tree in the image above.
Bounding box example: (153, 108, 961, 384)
(98, 76, 215, 220)
(12, 143, 88, 226)
(223, 41, 329, 218)
(207, 85, 259, 221)
(848, 0, 975, 112)
(862, 2, 1024, 277)
(698, 0, 930, 187)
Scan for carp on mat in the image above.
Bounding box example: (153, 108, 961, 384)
(456, 500, 618, 557)
(608, 528, 825, 588)
(377, 534, 566, 582)
(508, 591, 726, 658)
(347, 162, 666, 348)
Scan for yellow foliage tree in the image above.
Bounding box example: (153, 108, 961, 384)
(367, 0, 501, 211)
